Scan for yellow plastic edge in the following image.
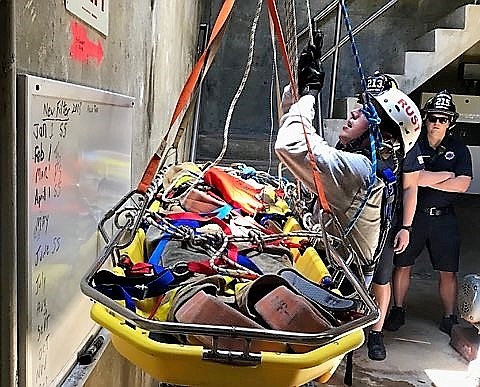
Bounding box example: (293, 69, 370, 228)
(91, 303, 364, 386)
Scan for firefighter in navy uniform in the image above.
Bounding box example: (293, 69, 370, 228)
(385, 90, 473, 335)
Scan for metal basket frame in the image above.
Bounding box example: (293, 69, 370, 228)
(81, 167, 380, 364)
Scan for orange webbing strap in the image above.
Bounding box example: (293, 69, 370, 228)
(266, 0, 331, 213)
(138, 0, 236, 194)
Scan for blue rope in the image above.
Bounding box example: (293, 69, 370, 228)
(339, 0, 382, 236)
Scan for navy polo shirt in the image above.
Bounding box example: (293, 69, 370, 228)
(417, 132, 473, 209)
(392, 142, 424, 218)
(402, 142, 424, 175)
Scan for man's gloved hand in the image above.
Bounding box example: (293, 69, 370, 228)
(298, 31, 325, 97)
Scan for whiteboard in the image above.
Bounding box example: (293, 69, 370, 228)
(17, 74, 134, 387)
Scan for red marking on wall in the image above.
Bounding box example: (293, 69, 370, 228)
(69, 21, 104, 65)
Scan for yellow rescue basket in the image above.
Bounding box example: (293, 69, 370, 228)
(82, 170, 379, 387)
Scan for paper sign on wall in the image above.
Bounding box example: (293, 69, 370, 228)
(65, 0, 109, 36)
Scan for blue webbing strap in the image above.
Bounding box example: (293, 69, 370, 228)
(95, 268, 176, 312)
(148, 219, 201, 266)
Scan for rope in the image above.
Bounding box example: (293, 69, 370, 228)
(339, 0, 381, 235)
(211, 0, 263, 168)
(266, 0, 331, 213)
(267, 51, 276, 174)
(153, 0, 264, 205)
(284, 0, 298, 81)
(305, 0, 314, 43)
(137, 0, 236, 194)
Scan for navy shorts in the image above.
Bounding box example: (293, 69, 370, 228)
(372, 227, 396, 285)
(394, 211, 460, 272)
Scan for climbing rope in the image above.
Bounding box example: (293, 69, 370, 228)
(211, 0, 264, 168)
(284, 0, 298, 80)
(267, 50, 277, 174)
(305, 0, 314, 43)
(339, 0, 382, 236)
(152, 0, 264, 207)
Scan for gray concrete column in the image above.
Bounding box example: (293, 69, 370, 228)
(0, 0, 17, 386)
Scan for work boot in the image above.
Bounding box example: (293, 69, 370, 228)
(384, 306, 405, 331)
(439, 314, 458, 335)
(367, 330, 386, 361)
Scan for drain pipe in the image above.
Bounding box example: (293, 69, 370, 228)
(0, 1, 17, 387)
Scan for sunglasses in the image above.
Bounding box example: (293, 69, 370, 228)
(426, 115, 450, 124)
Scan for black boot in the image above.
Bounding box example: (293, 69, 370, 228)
(384, 306, 405, 331)
(439, 314, 458, 335)
(367, 330, 386, 361)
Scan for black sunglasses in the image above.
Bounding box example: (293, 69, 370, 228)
(426, 115, 450, 124)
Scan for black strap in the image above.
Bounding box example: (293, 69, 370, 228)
(344, 351, 354, 386)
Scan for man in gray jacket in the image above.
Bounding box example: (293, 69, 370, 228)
(275, 42, 422, 274)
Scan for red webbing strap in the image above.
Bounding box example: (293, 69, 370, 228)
(138, 0, 236, 193)
(266, 0, 331, 213)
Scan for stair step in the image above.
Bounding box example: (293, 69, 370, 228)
(432, 5, 468, 30)
(409, 30, 436, 52)
(394, 4, 480, 93)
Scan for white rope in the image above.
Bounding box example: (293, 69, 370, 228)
(284, 0, 298, 80)
(268, 58, 276, 174)
(210, 0, 264, 168)
(267, 15, 281, 174)
(305, 0, 314, 44)
(163, 0, 264, 204)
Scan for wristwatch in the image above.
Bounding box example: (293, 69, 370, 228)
(400, 225, 413, 233)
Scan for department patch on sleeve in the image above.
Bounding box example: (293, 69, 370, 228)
(445, 151, 455, 160)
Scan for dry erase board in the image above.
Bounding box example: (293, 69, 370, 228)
(17, 74, 134, 387)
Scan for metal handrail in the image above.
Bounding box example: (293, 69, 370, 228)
(297, 0, 340, 39)
(297, 0, 399, 117)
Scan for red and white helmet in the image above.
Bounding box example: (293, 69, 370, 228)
(371, 88, 421, 154)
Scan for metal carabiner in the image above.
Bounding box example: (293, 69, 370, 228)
(171, 261, 191, 280)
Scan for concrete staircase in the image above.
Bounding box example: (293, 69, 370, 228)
(391, 4, 480, 94)
(325, 4, 480, 146)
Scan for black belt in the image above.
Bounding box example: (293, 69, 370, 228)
(422, 206, 453, 216)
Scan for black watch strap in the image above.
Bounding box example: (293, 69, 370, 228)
(400, 225, 413, 233)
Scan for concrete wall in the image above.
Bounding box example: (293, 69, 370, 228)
(15, 0, 206, 181)
(196, 0, 476, 164)
(2, 1, 208, 386)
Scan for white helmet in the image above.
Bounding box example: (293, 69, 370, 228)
(371, 88, 421, 154)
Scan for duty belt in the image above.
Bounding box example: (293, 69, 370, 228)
(422, 206, 453, 216)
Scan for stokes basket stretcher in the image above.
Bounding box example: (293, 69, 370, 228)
(81, 162, 379, 387)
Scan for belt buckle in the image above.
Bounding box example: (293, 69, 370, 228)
(428, 208, 437, 216)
